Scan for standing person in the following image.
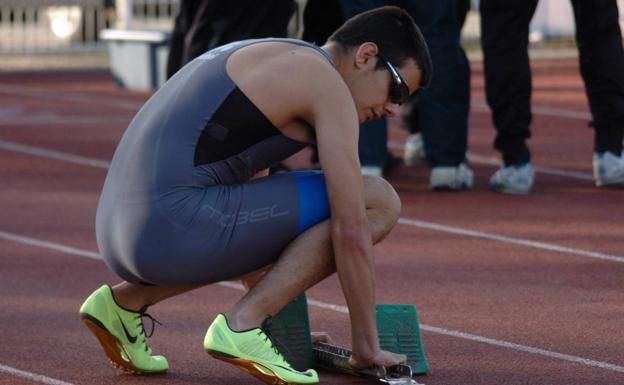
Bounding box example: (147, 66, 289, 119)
(302, 0, 393, 176)
(166, 0, 295, 79)
(481, 0, 624, 194)
(79, 7, 432, 385)
(401, 0, 474, 190)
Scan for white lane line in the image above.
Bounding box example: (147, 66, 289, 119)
(0, 84, 143, 111)
(387, 141, 595, 181)
(0, 139, 110, 169)
(0, 363, 76, 385)
(472, 101, 592, 120)
(398, 218, 624, 264)
(0, 83, 593, 121)
(420, 326, 624, 373)
(2, 231, 624, 374)
(0, 134, 596, 183)
(0, 116, 131, 126)
(0, 140, 620, 263)
(0, 230, 102, 260)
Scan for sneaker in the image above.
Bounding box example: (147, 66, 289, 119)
(490, 163, 535, 194)
(204, 314, 318, 385)
(593, 151, 624, 187)
(404, 133, 426, 166)
(79, 285, 168, 374)
(430, 163, 474, 190)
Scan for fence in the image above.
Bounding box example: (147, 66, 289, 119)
(0, 0, 179, 53)
(2, 0, 623, 54)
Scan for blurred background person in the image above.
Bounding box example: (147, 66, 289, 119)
(480, 0, 624, 194)
(401, 0, 473, 190)
(304, 0, 473, 190)
(167, 0, 295, 78)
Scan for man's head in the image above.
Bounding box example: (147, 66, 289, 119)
(327, 6, 432, 122)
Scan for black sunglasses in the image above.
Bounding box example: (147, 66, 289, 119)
(378, 53, 410, 105)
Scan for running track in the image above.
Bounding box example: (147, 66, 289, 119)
(1, 58, 623, 385)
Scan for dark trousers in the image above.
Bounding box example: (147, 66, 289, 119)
(166, 0, 295, 79)
(402, 0, 471, 167)
(481, 0, 624, 164)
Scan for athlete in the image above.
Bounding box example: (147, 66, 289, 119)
(79, 6, 432, 384)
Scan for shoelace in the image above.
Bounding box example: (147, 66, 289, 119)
(136, 305, 163, 351)
(259, 317, 293, 365)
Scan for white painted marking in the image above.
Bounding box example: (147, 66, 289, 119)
(420, 325, 624, 373)
(0, 83, 593, 121)
(0, 230, 101, 260)
(398, 218, 624, 263)
(0, 141, 619, 262)
(472, 101, 592, 120)
(0, 139, 110, 169)
(2, 231, 624, 374)
(0, 116, 131, 126)
(0, 83, 143, 111)
(0, 363, 76, 385)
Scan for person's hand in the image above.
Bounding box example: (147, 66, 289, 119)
(311, 331, 334, 345)
(348, 348, 406, 370)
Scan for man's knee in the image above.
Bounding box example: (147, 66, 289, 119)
(363, 175, 401, 222)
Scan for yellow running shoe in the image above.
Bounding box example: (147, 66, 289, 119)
(79, 285, 168, 374)
(204, 314, 319, 385)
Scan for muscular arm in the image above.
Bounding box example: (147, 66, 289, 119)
(305, 63, 381, 361)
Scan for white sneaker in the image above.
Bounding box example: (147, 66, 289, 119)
(490, 163, 535, 194)
(593, 151, 624, 187)
(361, 165, 383, 177)
(430, 163, 474, 190)
(404, 133, 426, 166)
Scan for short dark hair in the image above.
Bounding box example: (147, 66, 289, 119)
(328, 6, 432, 89)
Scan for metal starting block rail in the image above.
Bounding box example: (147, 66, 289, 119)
(313, 342, 424, 385)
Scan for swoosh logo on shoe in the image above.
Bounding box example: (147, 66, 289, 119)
(117, 314, 137, 344)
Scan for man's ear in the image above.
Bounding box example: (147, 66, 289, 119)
(353, 42, 379, 69)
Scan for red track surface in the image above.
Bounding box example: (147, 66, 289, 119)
(1, 58, 623, 385)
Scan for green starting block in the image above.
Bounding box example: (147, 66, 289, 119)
(271, 294, 429, 376)
(376, 304, 429, 375)
(269, 293, 314, 371)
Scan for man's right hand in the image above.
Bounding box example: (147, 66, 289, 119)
(348, 349, 407, 370)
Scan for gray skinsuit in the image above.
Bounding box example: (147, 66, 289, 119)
(96, 39, 332, 285)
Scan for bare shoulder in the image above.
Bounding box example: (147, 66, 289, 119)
(226, 42, 354, 127)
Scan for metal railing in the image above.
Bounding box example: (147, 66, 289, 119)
(0, 0, 179, 53)
(0, 0, 310, 54)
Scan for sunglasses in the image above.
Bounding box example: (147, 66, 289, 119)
(378, 53, 410, 105)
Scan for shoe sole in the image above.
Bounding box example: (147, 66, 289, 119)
(207, 350, 315, 385)
(80, 313, 167, 375)
(490, 185, 530, 195)
(596, 176, 624, 187)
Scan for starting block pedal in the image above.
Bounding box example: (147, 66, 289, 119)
(270, 295, 429, 381)
(313, 342, 423, 385)
(376, 304, 429, 375)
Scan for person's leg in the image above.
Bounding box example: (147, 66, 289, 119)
(570, 0, 624, 155)
(226, 174, 400, 330)
(571, 0, 624, 186)
(182, 0, 220, 64)
(106, 174, 399, 327)
(401, 0, 473, 190)
(358, 119, 389, 175)
(480, 0, 537, 166)
(166, 0, 194, 78)
(480, 0, 538, 194)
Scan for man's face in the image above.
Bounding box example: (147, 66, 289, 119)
(351, 57, 422, 124)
